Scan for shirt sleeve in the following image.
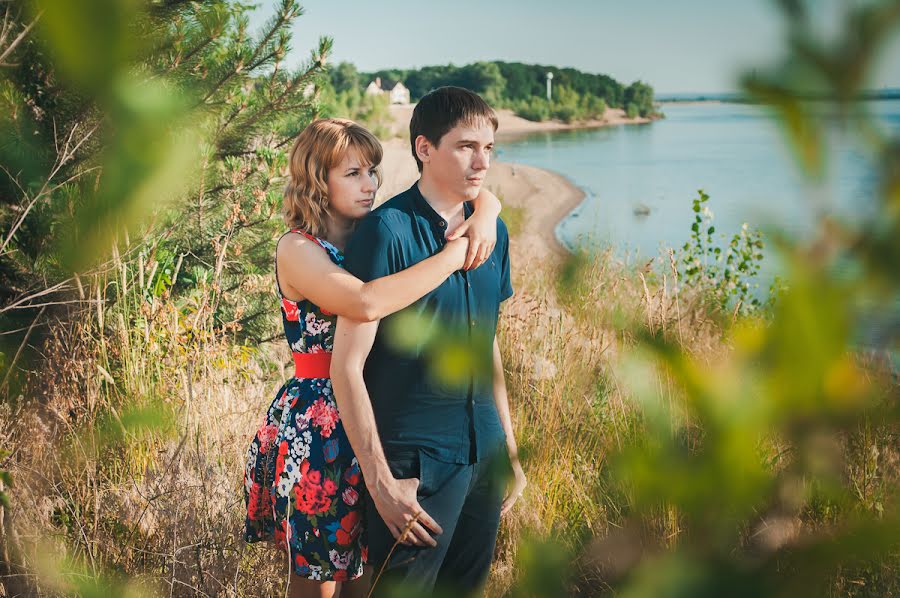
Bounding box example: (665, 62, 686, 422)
(498, 220, 514, 303)
(343, 215, 403, 283)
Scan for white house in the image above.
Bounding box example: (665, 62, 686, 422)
(388, 81, 410, 105)
(365, 77, 383, 96)
(363, 77, 410, 105)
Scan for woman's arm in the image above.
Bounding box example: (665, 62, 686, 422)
(276, 233, 469, 322)
(447, 187, 502, 270)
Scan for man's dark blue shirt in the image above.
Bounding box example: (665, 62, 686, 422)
(342, 182, 513, 465)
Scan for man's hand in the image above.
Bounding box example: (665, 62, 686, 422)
(500, 458, 527, 516)
(369, 473, 443, 546)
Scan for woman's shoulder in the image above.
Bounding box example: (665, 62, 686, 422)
(277, 230, 331, 260)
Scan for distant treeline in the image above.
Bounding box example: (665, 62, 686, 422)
(325, 61, 658, 123)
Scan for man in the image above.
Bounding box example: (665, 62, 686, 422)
(330, 86, 526, 595)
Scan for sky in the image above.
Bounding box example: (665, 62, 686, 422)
(249, 0, 900, 95)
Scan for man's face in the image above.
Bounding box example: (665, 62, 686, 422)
(421, 120, 495, 201)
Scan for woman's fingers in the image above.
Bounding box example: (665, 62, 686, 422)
(464, 240, 480, 270)
(479, 245, 492, 267)
(416, 508, 443, 536)
(470, 245, 488, 270)
(392, 519, 439, 547)
(407, 521, 438, 547)
(386, 500, 442, 547)
(446, 219, 467, 241)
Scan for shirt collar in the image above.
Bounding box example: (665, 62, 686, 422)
(411, 182, 472, 232)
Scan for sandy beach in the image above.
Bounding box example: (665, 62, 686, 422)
(493, 106, 651, 140)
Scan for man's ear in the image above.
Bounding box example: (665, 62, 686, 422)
(414, 134, 432, 166)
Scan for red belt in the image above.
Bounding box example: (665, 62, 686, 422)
(293, 352, 332, 379)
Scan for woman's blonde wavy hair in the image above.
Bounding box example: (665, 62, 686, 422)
(283, 118, 383, 236)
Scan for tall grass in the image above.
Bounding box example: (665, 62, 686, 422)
(486, 244, 726, 595)
(489, 240, 897, 596)
(1, 238, 295, 596)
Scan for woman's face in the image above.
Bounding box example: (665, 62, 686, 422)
(326, 150, 378, 222)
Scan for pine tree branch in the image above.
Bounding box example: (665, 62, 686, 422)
(197, 2, 296, 106)
(0, 7, 39, 67)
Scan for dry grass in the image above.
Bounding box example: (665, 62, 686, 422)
(1, 252, 294, 596)
(485, 246, 727, 595)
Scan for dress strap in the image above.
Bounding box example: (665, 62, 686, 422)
(288, 229, 328, 251)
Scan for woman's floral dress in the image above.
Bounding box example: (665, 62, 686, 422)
(244, 230, 366, 582)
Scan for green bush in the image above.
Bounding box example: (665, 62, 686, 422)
(679, 189, 768, 315)
(514, 96, 551, 122)
(551, 103, 578, 123)
(581, 94, 607, 119)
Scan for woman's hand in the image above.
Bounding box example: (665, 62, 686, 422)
(500, 457, 527, 516)
(442, 236, 471, 271)
(446, 188, 501, 270)
(368, 474, 442, 547)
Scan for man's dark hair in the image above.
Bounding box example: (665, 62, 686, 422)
(409, 86, 498, 172)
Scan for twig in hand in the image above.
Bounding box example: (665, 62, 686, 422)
(367, 512, 421, 598)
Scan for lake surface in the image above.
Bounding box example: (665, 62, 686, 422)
(497, 100, 900, 262)
(498, 100, 900, 357)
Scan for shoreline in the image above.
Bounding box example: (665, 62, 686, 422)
(492, 107, 653, 143)
(485, 161, 583, 260)
(388, 105, 653, 142)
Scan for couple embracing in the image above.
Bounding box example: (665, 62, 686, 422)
(243, 86, 526, 597)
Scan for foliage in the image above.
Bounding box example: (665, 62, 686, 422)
(359, 59, 653, 122)
(0, 0, 328, 591)
(510, 95, 550, 122)
(0, 0, 331, 392)
(511, 85, 610, 123)
(492, 1, 900, 595)
(679, 189, 766, 315)
(624, 80, 655, 117)
(318, 78, 393, 138)
(625, 102, 639, 119)
(592, 0, 900, 594)
(329, 60, 359, 94)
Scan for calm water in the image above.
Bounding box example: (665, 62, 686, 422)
(497, 100, 900, 261)
(498, 100, 900, 356)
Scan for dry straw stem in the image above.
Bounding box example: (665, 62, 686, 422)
(366, 513, 423, 598)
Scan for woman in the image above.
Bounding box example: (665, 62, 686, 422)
(242, 118, 501, 597)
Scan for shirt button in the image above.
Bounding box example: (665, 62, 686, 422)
(438, 221, 446, 229)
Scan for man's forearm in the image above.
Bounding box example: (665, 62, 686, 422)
(491, 339, 520, 461)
